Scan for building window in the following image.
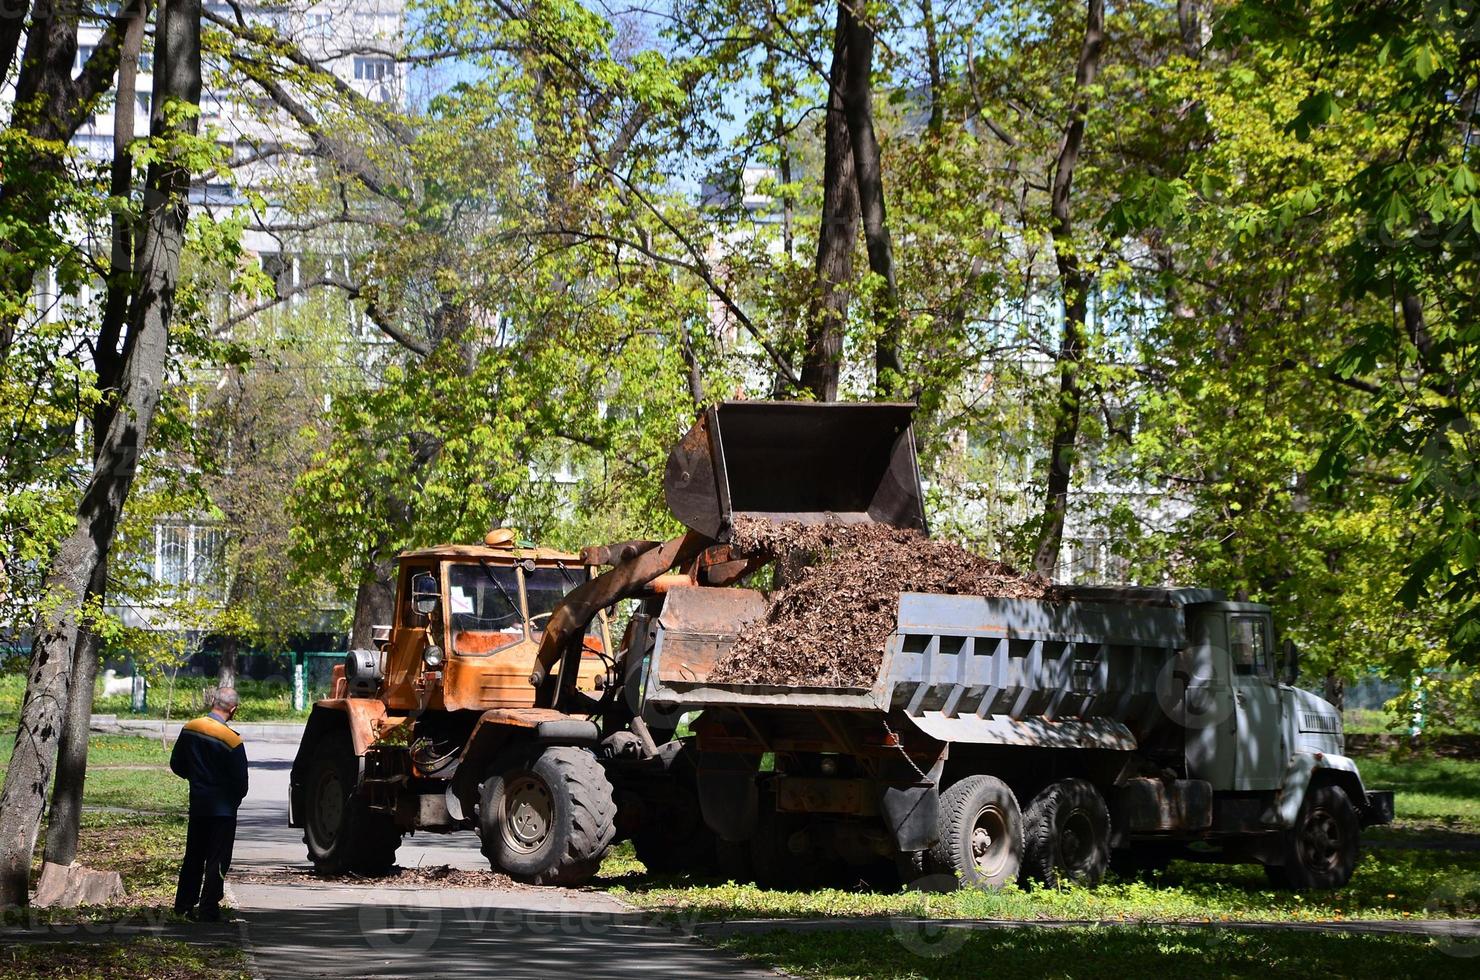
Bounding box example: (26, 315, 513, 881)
(353, 57, 393, 82)
(154, 524, 227, 599)
(158, 525, 189, 587)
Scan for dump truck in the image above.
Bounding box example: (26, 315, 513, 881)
(289, 401, 1391, 890)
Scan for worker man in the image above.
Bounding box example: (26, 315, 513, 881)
(170, 688, 249, 922)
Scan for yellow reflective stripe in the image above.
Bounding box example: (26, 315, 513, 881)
(183, 716, 243, 750)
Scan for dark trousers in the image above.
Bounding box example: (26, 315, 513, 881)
(175, 813, 236, 916)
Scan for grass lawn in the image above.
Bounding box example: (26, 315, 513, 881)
(0, 673, 310, 726)
(715, 924, 1480, 979)
(601, 749, 1480, 926)
(0, 937, 249, 980)
(0, 734, 186, 812)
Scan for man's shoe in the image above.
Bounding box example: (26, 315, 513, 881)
(195, 907, 222, 923)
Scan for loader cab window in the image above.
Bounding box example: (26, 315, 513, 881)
(524, 565, 583, 626)
(1230, 616, 1270, 679)
(446, 563, 523, 654)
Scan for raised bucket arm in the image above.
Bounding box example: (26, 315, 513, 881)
(663, 400, 928, 541)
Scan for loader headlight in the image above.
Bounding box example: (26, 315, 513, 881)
(820, 755, 839, 776)
(423, 645, 445, 670)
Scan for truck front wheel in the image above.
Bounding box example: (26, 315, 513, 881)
(1266, 783, 1360, 890)
(479, 745, 616, 886)
(1022, 778, 1111, 888)
(302, 730, 400, 875)
(930, 775, 1023, 891)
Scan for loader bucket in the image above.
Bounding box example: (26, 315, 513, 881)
(663, 401, 928, 541)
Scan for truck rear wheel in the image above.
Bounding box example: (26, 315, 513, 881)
(479, 745, 616, 886)
(1266, 783, 1360, 890)
(302, 729, 400, 875)
(1022, 778, 1111, 888)
(930, 775, 1023, 891)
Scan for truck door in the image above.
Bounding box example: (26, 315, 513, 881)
(1230, 613, 1284, 791)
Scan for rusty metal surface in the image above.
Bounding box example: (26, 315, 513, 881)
(308, 698, 389, 756)
(775, 776, 876, 815)
(1116, 776, 1214, 832)
(530, 531, 709, 700)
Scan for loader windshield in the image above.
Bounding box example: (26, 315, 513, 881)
(524, 566, 582, 624)
(447, 564, 523, 654)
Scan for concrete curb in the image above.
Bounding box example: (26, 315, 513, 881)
(89, 716, 306, 744)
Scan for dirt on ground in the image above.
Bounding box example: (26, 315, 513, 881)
(709, 518, 1049, 688)
(232, 865, 529, 890)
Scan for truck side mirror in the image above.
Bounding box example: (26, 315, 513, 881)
(411, 572, 440, 616)
(1281, 638, 1300, 685)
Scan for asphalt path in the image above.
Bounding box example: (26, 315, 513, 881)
(229, 741, 776, 979)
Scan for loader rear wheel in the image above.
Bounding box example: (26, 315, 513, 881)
(1265, 783, 1359, 891)
(479, 745, 616, 886)
(929, 775, 1023, 891)
(302, 730, 400, 875)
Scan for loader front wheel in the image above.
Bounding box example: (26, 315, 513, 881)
(302, 730, 400, 875)
(480, 745, 616, 886)
(929, 775, 1023, 891)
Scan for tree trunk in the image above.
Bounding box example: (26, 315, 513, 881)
(37, 9, 147, 872)
(801, 9, 860, 402)
(349, 552, 397, 649)
(1177, 0, 1203, 61)
(217, 636, 238, 690)
(1324, 671, 1345, 713)
(0, 0, 201, 908)
(839, 7, 905, 398)
(40, 559, 106, 870)
(1032, 0, 1105, 579)
(922, 0, 944, 134)
(0, 1, 141, 357)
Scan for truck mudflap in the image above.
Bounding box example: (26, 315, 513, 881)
(1362, 789, 1396, 827)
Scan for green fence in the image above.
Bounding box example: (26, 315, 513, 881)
(292, 651, 345, 711)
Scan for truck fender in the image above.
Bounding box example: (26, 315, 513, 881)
(1271, 751, 1366, 828)
(289, 703, 348, 827)
(447, 709, 602, 823)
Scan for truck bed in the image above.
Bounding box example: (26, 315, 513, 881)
(642, 587, 1205, 750)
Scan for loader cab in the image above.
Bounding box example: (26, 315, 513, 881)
(381, 535, 609, 713)
(1182, 602, 1287, 793)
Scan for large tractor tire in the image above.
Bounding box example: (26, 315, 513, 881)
(1022, 778, 1112, 888)
(479, 745, 616, 886)
(1264, 783, 1360, 890)
(302, 729, 401, 875)
(929, 775, 1023, 891)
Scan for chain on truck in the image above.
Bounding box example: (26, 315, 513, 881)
(288, 401, 1393, 890)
